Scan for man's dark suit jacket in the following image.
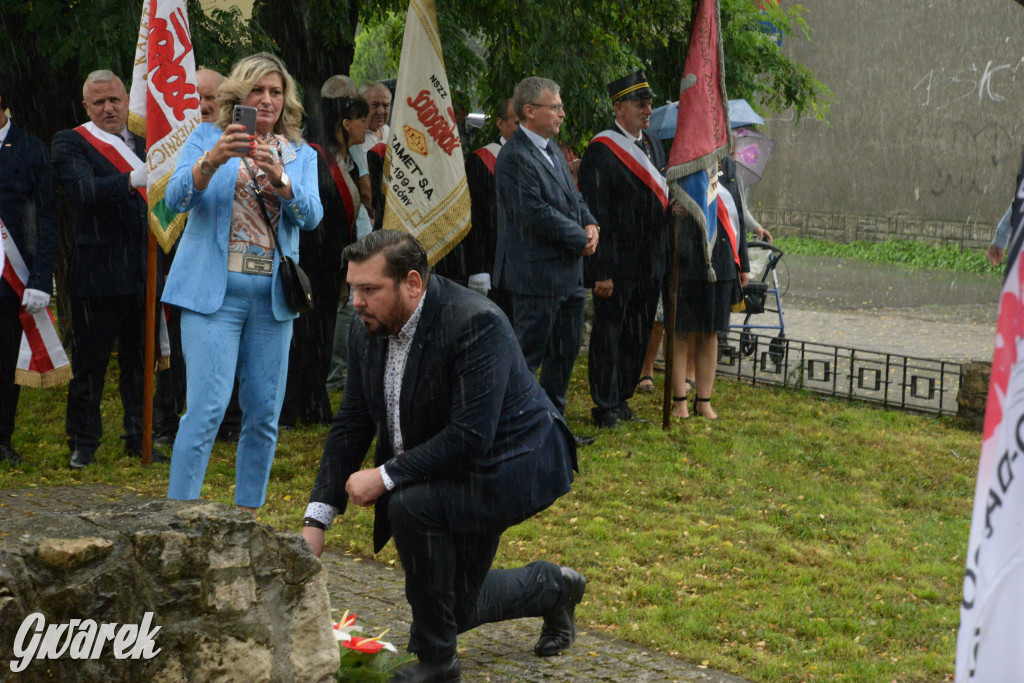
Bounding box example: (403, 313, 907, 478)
(309, 276, 578, 553)
(51, 128, 149, 297)
(579, 127, 669, 286)
(0, 122, 58, 292)
(493, 127, 597, 297)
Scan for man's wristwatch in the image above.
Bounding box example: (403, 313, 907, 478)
(302, 517, 326, 530)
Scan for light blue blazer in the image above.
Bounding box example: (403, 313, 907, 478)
(162, 122, 323, 321)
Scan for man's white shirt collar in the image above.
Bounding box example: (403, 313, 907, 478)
(615, 121, 643, 145)
(0, 117, 11, 146)
(521, 126, 554, 164)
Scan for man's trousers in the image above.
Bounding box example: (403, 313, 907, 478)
(388, 481, 567, 662)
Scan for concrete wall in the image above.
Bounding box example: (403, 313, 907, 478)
(754, 1, 1024, 248)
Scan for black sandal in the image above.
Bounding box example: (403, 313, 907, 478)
(671, 396, 689, 419)
(693, 396, 718, 420)
(637, 375, 656, 393)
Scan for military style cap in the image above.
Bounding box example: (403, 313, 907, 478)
(607, 70, 655, 103)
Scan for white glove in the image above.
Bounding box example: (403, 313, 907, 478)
(130, 166, 147, 189)
(467, 273, 491, 296)
(21, 288, 51, 315)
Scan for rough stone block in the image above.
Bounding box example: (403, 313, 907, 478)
(0, 487, 339, 682)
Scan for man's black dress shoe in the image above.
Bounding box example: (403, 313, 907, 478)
(616, 403, 648, 424)
(0, 443, 25, 466)
(591, 407, 618, 429)
(125, 444, 171, 464)
(69, 449, 95, 470)
(390, 654, 462, 682)
(573, 433, 596, 447)
(534, 566, 587, 656)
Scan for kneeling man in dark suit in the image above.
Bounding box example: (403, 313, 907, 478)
(303, 230, 586, 682)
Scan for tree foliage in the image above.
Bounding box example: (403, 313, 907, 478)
(1, 0, 272, 143)
(1, 0, 828, 152)
(350, 11, 404, 84)
(357, 0, 830, 151)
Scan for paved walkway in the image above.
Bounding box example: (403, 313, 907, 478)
(322, 549, 750, 683)
(733, 253, 1001, 362)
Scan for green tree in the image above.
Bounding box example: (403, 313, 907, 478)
(361, 0, 829, 151)
(350, 11, 403, 84)
(1, 0, 272, 143)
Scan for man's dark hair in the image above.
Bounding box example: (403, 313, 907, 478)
(344, 230, 431, 285)
(498, 98, 514, 121)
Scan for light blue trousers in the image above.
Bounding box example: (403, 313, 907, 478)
(167, 272, 292, 507)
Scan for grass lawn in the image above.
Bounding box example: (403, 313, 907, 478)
(774, 236, 1001, 275)
(0, 354, 979, 682)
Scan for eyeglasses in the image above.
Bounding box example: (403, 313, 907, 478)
(529, 102, 564, 113)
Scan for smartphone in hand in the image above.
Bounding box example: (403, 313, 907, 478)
(232, 105, 258, 136)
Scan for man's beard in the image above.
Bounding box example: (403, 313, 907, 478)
(359, 313, 399, 338)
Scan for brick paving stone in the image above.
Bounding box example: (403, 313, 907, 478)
(321, 549, 750, 683)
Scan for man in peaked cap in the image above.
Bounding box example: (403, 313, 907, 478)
(579, 70, 674, 428)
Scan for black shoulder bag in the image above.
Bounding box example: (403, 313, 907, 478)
(242, 158, 313, 314)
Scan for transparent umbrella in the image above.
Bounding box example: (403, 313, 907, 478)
(733, 126, 776, 187)
(648, 98, 766, 141)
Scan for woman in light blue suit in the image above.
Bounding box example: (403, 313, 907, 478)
(163, 53, 323, 513)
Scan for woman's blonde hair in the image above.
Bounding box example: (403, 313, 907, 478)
(215, 52, 304, 142)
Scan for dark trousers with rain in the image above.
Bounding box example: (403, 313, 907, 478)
(388, 481, 567, 663)
(65, 293, 146, 453)
(510, 289, 585, 415)
(0, 285, 22, 447)
(588, 276, 661, 413)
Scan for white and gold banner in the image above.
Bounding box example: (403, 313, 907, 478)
(381, 0, 471, 265)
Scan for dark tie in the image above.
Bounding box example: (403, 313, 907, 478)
(545, 140, 562, 167)
(546, 141, 569, 188)
(636, 137, 651, 162)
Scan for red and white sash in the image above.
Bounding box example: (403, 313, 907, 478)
(74, 121, 148, 203)
(1, 218, 72, 388)
(73, 121, 171, 368)
(590, 131, 669, 209)
(369, 141, 387, 160)
(716, 185, 742, 270)
(310, 143, 357, 234)
(472, 142, 502, 175)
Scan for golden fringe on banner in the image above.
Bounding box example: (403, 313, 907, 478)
(15, 365, 73, 389)
(148, 172, 188, 254)
(128, 110, 146, 139)
(382, 179, 472, 266)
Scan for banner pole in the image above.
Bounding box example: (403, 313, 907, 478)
(142, 230, 157, 466)
(662, 214, 680, 430)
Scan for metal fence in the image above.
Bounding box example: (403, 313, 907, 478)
(715, 330, 962, 415)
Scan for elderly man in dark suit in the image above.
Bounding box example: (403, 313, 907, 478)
(579, 71, 672, 428)
(0, 68, 58, 466)
(493, 77, 599, 439)
(303, 230, 586, 683)
(51, 70, 167, 469)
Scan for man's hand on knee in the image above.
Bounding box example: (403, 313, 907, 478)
(346, 468, 387, 507)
